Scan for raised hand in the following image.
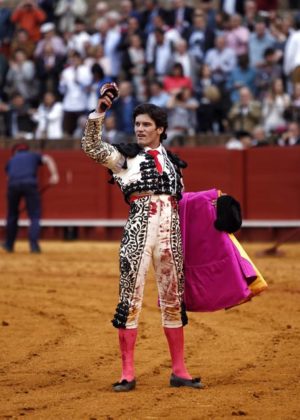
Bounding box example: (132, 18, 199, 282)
(96, 82, 119, 113)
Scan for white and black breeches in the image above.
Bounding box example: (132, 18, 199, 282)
(112, 194, 188, 329)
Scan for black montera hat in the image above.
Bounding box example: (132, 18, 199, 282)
(214, 195, 242, 233)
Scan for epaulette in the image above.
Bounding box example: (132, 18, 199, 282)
(166, 150, 188, 169)
(114, 143, 143, 158)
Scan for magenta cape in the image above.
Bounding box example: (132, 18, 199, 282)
(179, 189, 267, 312)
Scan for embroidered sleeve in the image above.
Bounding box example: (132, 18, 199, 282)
(81, 115, 125, 172)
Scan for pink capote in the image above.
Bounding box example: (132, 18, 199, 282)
(179, 189, 257, 312)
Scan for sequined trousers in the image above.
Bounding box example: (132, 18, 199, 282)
(112, 194, 188, 329)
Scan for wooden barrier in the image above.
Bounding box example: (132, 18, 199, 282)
(0, 147, 299, 240)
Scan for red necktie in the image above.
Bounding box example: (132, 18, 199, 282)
(147, 150, 163, 174)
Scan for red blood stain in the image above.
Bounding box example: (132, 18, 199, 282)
(168, 196, 177, 209)
(150, 202, 157, 215)
(161, 248, 171, 262)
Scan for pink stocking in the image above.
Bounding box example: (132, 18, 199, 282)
(118, 328, 137, 381)
(164, 326, 192, 379)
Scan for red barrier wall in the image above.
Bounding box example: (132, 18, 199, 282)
(245, 147, 300, 219)
(0, 147, 299, 221)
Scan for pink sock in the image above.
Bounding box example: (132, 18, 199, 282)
(118, 328, 137, 381)
(164, 326, 192, 379)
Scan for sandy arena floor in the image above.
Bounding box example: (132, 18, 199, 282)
(0, 241, 299, 420)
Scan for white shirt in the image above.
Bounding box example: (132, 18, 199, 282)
(205, 47, 236, 73)
(223, 0, 236, 15)
(67, 31, 91, 56)
(284, 30, 300, 75)
(59, 64, 92, 112)
(32, 102, 63, 140)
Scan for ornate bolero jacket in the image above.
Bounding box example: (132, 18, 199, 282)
(81, 116, 187, 203)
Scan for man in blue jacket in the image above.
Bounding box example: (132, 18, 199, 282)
(2, 142, 59, 253)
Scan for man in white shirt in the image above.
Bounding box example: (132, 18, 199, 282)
(205, 34, 236, 85)
(32, 91, 63, 140)
(59, 51, 92, 136)
(284, 15, 300, 85)
(146, 28, 175, 79)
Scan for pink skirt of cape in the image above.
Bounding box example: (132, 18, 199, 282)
(179, 189, 256, 312)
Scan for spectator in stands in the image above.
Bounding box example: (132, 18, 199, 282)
(243, 0, 257, 32)
(251, 125, 270, 147)
(171, 38, 198, 83)
(11, 0, 46, 42)
(0, 2, 15, 56)
(10, 28, 35, 59)
(66, 18, 91, 58)
(90, 17, 121, 80)
(84, 45, 112, 78)
(284, 82, 300, 122)
(163, 63, 193, 95)
(183, 9, 215, 65)
(118, 15, 144, 53)
(284, 14, 300, 86)
(121, 34, 146, 101)
(31, 91, 63, 139)
(4, 93, 36, 139)
(37, 0, 56, 22)
(224, 14, 249, 57)
(35, 42, 66, 98)
(255, 47, 282, 100)
(0, 95, 10, 136)
(277, 121, 300, 146)
(225, 130, 252, 149)
(262, 78, 290, 134)
(197, 84, 223, 133)
(34, 22, 66, 59)
(228, 86, 262, 133)
(166, 86, 199, 145)
(59, 51, 92, 136)
(168, 0, 194, 35)
(270, 13, 293, 60)
(194, 63, 213, 99)
(219, 0, 245, 16)
(145, 13, 182, 64)
(205, 34, 236, 90)
(248, 20, 275, 68)
(119, 0, 140, 33)
(148, 79, 170, 108)
(92, 1, 109, 29)
(146, 28, 174, 80)
(111, 80, 139, 143)
(226, 54, 256, 103)
(199, 0, 217, 30)
(0, 52, 8, 98)
(102, 114, 124, 145)
(5, 49, 38, 103)
(54, 0, 87, 33)
(139, 0, 169, 37)
(292, 83, 300, 107)
(87, 63, 112, 112)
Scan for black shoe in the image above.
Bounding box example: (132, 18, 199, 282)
(30, 247, 41, 254)
(1, 244, 13, 253)
(112, 379, 136, 392)
(170, 373, 205, 389)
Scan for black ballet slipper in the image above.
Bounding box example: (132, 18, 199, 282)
(112, 379, 136, 392)
(170, 373, 205, 389)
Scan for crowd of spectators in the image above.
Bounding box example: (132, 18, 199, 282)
(1, 0, 300, 148)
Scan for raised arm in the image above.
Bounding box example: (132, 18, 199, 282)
(42, 154, 59, 185)
(81, 83, 125, 172)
